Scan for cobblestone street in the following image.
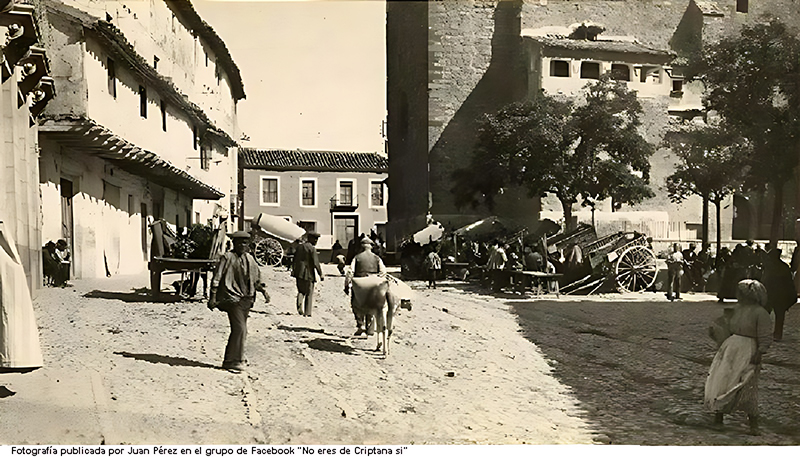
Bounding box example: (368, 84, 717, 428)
(508, 293, 800, 445)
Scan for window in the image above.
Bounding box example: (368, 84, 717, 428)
(200, 146, 210, 171)
(671, 79, 684, 96)
(370, 180, 386, 207)
(338, 180, 354, 206)
(139, 85, 147, 118)
(260, 177, 279, 206)
(300, 179, 316, 207)
(107, 58, 116, 99)
(580, 62, 601, 79)
(195, 212, 201, 224)
(193, 126, 198, 150)
(298, 221, 317, 233)
(639, 66, 662, 84)
(550, 60, 570, 77)
(160, 100, 167, 132)
(127, 194, 134, 216)
(736, 0, 748, 13)
(610, 64, 630, 81)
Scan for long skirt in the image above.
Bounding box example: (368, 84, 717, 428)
(704, 335, 759, 415)
(0, 227, 43, 371)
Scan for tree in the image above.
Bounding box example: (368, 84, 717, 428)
(664, 126, 746, 253)
(452, 76, 655, 230)
(687, 19, 800, 249)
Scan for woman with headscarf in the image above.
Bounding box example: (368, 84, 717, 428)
(704, 279, 773, 435)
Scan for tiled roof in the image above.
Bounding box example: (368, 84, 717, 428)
(239, 149, 388, 173)
(526, 34, 675, 63)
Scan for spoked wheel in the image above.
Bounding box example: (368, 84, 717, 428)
(615, 245, 658, 292)
(254, 237, 283, 267)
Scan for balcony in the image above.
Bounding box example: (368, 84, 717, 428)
(330, 195, 358, 212)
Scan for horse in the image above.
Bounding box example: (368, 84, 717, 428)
(347, 273, 409, 356)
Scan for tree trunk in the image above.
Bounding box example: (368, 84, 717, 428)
(561, 198, 575, 231)
(769, 182, 784, 251)
(714, 197, 722, 255)
(702, 194, 709, 249)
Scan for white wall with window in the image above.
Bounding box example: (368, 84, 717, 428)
(299, 177, 317, 208)
(369, 179, 387, 208)
(336, 178, 357, 206)
(260, 176, 280, 206)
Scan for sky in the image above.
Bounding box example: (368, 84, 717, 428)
(192, 0, 387, 153)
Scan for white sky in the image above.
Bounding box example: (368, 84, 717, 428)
(192, 0, 387, 153)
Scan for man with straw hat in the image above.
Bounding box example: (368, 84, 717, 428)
(208, 231, 269, 373)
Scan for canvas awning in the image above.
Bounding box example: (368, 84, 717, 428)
(39, 117, 224, 200)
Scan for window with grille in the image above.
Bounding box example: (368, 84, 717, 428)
(339, 181, 354, 206)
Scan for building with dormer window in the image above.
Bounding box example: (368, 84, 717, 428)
(36, 0, 243, 278)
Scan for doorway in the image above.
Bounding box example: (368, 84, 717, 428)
(60, 178, 75, 275)
(333, 215, 358, 246)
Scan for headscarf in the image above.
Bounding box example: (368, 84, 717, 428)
(736, 279, 767, 307)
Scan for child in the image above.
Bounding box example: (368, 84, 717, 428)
(424, 248, 442, 289)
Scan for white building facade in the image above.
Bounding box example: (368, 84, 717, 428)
(37, 0, 243, 278)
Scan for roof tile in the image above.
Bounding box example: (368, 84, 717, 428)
(239, 149, 388, 173)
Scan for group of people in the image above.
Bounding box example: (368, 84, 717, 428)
(42, 239, 71, 287)
(206, 229, 395, 372)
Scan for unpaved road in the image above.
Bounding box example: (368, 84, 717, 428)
(0, 265, 593, 445)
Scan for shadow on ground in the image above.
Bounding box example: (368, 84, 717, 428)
(85, 288, 183, 304)
(303, 338, 354, 355)
(114, 351, 219, 369)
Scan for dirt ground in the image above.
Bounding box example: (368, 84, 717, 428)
(0, 264, 594, 445)
(510, 293, 800, 445)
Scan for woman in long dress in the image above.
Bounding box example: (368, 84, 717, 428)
(704, 279, 772, 435)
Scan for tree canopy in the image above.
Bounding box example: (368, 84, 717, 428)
(452, 76, 655, 229)
(686, 19, 800, 246)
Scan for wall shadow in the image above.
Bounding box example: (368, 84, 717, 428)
(429, 0, 532, 222)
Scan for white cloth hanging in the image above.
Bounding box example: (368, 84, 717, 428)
(0, 223, 43, 370)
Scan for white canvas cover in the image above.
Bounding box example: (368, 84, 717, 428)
(0, 223, 43, 370)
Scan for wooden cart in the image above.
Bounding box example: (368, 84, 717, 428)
(148, 220, 226, 298)
(548, 225, 658, 294)
(250, 213, 306, 267)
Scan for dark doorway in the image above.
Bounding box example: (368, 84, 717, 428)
(60, 178, 75, 276)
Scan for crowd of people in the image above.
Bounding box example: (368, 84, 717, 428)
(192, 226, 796, 435)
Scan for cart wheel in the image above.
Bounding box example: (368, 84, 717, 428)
(254, 238, 283, 267)
(615, 245, 658, 293)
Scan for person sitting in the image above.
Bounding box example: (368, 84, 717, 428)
(55, 239, 71, 287)
(42, 241, 60, 287)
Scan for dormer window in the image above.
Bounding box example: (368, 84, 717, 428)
(550, 60, 570, 77)
(580, 61, 601, 79)
(610, 64, 630, 81)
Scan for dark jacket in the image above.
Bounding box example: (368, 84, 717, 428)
(291, 241, 322, 282)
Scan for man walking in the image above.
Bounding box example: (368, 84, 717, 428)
(208, 231, 268, 373)
(291, 231, 324, 317)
